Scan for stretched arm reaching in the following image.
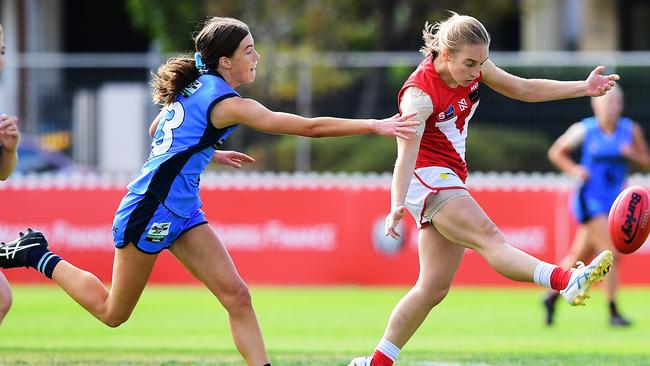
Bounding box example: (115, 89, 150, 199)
(211, 97, 418, 139)
(482, 61, 620, 102)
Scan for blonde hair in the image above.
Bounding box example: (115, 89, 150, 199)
(420, 12, 490, 58)
(0, 24, 4, 38)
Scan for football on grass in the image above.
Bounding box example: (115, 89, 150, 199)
(608, 185, 650, 254)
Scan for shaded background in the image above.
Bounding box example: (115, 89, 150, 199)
(0, 0, 649, 174)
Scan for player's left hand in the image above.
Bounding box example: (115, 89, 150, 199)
(585, 66, 620, 97)
(385, 205, 407, 239)
(0, 114, 20, 152)
(212, 150, 255, 169)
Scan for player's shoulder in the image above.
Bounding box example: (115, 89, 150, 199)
(618, 116, 635, 129)
(209, 94, 249, 127)
(579, 117, 597, 130)
(561, 121, 587, 146)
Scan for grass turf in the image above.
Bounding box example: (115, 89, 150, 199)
(1, 286, 649, 365)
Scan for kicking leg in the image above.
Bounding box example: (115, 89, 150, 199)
(170, 224, 269, 366)
(431, 195, 611, 305)
(544, 225, 594, 325)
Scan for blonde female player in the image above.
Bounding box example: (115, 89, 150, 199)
(0, 17, 416, 366)
(543, 85, 650, 327)
(0, 23, 21, 325)
(350, 12, 619, 366)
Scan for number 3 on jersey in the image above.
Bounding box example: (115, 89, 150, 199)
(151, 101, 185, 156)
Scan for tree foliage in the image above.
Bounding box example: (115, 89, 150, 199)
(125, 0, 526, 172)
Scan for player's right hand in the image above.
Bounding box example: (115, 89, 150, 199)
(570, 165, 589, 181)
(372, 113, 418, 140)
(385, 205, 407, 239)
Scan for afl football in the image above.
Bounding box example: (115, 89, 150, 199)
(608, 186, 650, 254)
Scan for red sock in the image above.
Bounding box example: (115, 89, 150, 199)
(550, 267, 572, 290)
(371, 350, 394, 366)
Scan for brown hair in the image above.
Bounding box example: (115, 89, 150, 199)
(420, 12, 490, 58)
(151, 17, 250, 106)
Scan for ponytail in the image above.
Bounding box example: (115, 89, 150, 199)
(150, 54, 200, 106)
(150, 17, 250, 106)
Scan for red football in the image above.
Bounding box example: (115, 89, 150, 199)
(608, 185, 650, 254)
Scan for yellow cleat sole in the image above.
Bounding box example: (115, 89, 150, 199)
(571, 250, 613, 306)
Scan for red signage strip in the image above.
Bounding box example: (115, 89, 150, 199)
(1, 187, 648, 285)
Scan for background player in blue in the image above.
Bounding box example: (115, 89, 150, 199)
(0, 17, 416, 366)
(0, 23, 22, 325)
(543, 85, 650, 326)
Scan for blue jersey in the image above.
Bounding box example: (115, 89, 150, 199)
(579, 116, 633, 200)
(127, 72, 239, 217)
(572, 117, 633, 222)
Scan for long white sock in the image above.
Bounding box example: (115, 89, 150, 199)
(533, 261, 556, 289)
(376, 338, 400, 362)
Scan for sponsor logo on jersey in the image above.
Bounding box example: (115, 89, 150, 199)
(469, 88, 480, 103)
(458, 98, 468, 112)
(181, 80, 203, 98)
(439, 171, 458, 179)
(437, 105, 455, 120)
(145, 222, 171, 243)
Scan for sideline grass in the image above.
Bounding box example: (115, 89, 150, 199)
(1, 286, 649, 365)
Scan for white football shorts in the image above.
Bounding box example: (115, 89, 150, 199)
(405, 166, 469, 228)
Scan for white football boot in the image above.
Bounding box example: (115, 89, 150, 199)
(348, 356, 372, 366)
(560, 250, 613, 305)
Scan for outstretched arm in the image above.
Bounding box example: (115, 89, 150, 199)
(482, 61, 620, 102)
(0, 115, 20, 180)
(211, 97, 418, 139)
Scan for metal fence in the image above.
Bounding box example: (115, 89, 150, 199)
(2, 51, 649, 173)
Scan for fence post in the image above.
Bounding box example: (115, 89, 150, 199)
(295, 55, 313, 172)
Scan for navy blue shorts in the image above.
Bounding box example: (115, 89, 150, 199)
(112, 191, 207, 254)
(571, 187, 616, 224)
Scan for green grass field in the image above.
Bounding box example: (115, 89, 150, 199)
(1, 285, 649, 365)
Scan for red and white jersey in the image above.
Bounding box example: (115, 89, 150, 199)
(398, 55, 481, 182)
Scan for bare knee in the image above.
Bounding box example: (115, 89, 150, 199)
(220, 281, 253, 314)
(473, 220, 506, 251)
(416, 283, 451, 309)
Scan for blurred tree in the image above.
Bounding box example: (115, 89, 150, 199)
(126, 0, 204, 51)
(126, 0, 524, 172)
